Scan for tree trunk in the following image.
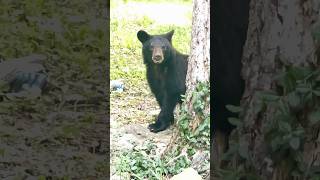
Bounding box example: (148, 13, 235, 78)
(185, 0, 210, 93)
(184, 0, 210, 132)
(240, 0, 320, 179)
(183, 0, 210, 178)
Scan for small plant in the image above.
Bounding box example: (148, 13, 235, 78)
(222, 66, 320, 179)
(177, 81, 210, 149)
(116, 140, 190, 179)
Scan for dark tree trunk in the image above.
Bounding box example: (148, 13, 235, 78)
(240, 0, 320, 179)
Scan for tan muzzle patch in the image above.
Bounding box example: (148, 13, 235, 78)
(152, 47, 164, 63)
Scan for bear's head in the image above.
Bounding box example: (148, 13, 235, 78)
(137, 30, 174, 64)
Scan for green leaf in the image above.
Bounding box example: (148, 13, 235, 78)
(289, 137, 300, 150)
(222, 143, 238, 161)
(256, 100, 268, 115)
(313, 89, 320, 96)
(305, 92, 313, 102)
(271, 137, 282, 151)
(278, 121, 292, 132)
(259, 91, 280, 102)
(226, 105, 243, 113)
(289, 66, 312, 80)
(309, 110, 320, 124)
(62, 125, 80, 136)
(296, 84, 310, 93)
(238, 141, 249, 159)
(38, 176, 46, 180)
(0, 149, 5, 157)
(196, 121, 208, 132)
(287, 92, 300, 108)
(279, 99, 291, 114)
(228, 117, 243, 127)
(312, 29, 320, 40)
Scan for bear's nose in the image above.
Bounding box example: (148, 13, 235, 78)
(152, 48, 164, 62)
(153, 55, 162, 61)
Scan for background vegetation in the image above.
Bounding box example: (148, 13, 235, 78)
(0, 0, 108, 179)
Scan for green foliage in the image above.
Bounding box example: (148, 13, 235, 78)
(262, 66, 320, 155)
(216, 166, 260, 180)
(178, 82, 210, 148)
(115, 82, 210, 179)
(260, 66, 320, 178)
(116, 140, 190, 180)
(223, 66, 320, 178)
(57, 113, 97, 139)
(0, 1, 106, 68)
(312, 25, 320, 40)
(0, 1, 108, 177)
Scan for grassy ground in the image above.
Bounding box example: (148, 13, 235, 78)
(110, 0, 192, 126)
(0, 1, 108, 179)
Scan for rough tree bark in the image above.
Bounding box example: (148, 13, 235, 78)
(185, 0, 210, 125)
(162, 0, 210, 156)
(182, 0, 210, 177)
(185, 0, 210, 93)
(240, 0, 320, 179)
(183, 0, 210, 157)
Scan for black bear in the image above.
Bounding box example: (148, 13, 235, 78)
(212, 0, 250, 168)
(137, 30, 188, 133)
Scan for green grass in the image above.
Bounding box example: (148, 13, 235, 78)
(110, 0, 192, 125)
(0, 0, 106, 75)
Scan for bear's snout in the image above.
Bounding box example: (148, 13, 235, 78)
(152, 48, 164, 63)
(153, 55, 162, 61)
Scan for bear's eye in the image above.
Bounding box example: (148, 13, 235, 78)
(149, 45, 154, 51)
(161, 46, 166, 50)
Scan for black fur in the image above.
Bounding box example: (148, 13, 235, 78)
(212, 0, 249, 137)
(211, 0, 250, 168)
(137, 30, 188, 133)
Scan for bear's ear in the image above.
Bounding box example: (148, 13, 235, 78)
(137, 30, 151, 43)
(165, 30, 174, 42)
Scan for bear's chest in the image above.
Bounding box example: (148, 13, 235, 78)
(150, 65, 168, 80)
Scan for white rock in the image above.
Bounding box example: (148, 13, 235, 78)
(110, 174, 121, 180)
(117, 134, 137, 150)
(170, 168, 202, 180)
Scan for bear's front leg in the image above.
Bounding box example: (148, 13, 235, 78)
(148, 111, 174, 133)
(148, 93, 177, 133)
